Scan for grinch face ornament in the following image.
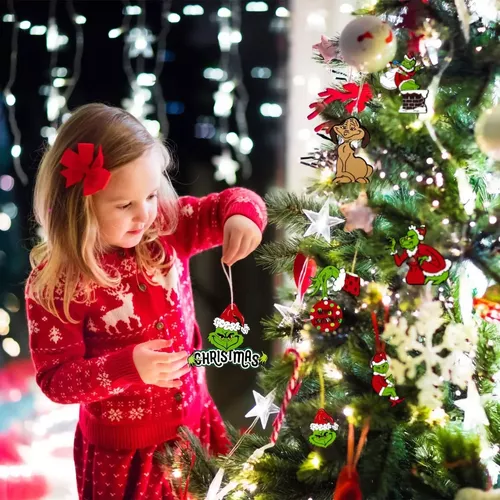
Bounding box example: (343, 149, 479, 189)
(309, 408, 339, 448)
(387, 225, 451, 286)
(188, 304, 267, 369)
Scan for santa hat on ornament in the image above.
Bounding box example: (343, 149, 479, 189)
(408, 225, 426, 241)
(213, 304, 250, 334)
(371, 351, 389, 367)
(310, 408, 339, 432)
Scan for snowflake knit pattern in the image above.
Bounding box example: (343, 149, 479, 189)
(25, 188, 267, 451)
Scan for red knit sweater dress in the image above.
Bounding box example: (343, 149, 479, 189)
(25, 188, 267, 499)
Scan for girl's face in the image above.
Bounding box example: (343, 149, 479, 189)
(93, 147, 163, 249)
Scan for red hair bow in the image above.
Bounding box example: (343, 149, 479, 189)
(59, 143, 111, 196)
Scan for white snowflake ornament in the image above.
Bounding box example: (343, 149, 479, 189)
(382, 298, 479, 409)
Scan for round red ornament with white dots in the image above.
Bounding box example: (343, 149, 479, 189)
(310, 299, 343, 333)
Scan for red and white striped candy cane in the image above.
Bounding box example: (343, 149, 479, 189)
(270, 348, 303, 445)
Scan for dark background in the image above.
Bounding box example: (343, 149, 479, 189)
(0, 0, 288, 427)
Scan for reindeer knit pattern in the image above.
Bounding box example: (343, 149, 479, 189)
(25, 188, 266, 499)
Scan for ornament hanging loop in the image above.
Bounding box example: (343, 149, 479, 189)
(221, 259, 234, 311)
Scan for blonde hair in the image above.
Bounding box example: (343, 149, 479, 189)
(28, 103, 179, 324)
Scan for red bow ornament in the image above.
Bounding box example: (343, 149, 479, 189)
(308, 83, 373, 121)
(59, 143, 111, 196)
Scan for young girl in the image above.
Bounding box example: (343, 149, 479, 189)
(24, 103, 267, 499)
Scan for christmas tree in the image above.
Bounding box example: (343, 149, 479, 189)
(158, 1, 500, 499)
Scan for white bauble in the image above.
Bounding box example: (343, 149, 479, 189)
(339, 16, 397, 73)
(475, 104, 500, 161)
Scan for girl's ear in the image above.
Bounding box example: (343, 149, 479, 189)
(360, 127, 371, 148)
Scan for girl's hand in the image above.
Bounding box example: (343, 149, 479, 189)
(222, 215, 262, 266)
(133, 339, 191, 388)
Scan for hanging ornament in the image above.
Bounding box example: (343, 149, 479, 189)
(188, 264, 267, 369)
(310, 299, 343, 333)
(309, 265, 361, 298)
(454, 380, 490, 431)
(303, 199, 345, 243)
(387, 225, 451, 286)
(340, 191, 376, 234)
(323, 117, 373, 184)
(309, 408, 339, 448)
(380, 54, 429, 114)
(312, 35, 338, 63)
(245, 389, 280, 429)
(475, 104, 500, 161)
(339, 16, 397, 73)
(294, 254, 318, 302)
(333, 419, 370, 500)
(371, 311, 404, 407)
(307, 83, 374, 119)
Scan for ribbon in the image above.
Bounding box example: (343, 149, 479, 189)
(333, 419, 371, 500)
(59, 143, 111, 196)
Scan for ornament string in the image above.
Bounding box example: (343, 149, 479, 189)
(333, 418, 371, 500)
(371, 310, 385, 354)
(317, 365, 326, 409)
(352, 74, 366, 115)
(351, 240, 360, 274)
(295, 257, 310, 304)
(221, 260, 234, 311)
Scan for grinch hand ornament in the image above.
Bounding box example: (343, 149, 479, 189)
(309, 409, 339, 448)
(371, 352, 404, 407)
(387, 225, 451, 285)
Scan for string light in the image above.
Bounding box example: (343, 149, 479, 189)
(210, 0, 253, 184)
(343, 406, 354, 417)
(2, 0, 28, 185)
(121, 0, 174, 138)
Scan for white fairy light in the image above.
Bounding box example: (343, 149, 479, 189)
(19, 20, 31, 29)
(490, 216, 498, 224)
(108, 27, 123, 38)
(167, 13, 181, 23)
(218, 7, 232, 17)
(416, 175, 424, 182)
(30, 25, 47, 35)
(426, 157, 434, 164)
(442, 218, 450, 225)
(124, 5, 142, 15)
(426, 177, 434, 185)
(400, 172, 408, 179)
(275, 7, 290, 17)
(246, 2, 268, 12)
(343, 407, 354, 417)
(183, 4, 204, 15)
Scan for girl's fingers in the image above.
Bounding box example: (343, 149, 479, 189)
(223, 230, 243, 266)
(152, 350, 188, 364)
(158, 364, 191, 382)
(157, 358, 189, 376)
(156, 379, 183, 389)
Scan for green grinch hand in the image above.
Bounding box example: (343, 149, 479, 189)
(187, 353, 197, 366)
(208, 327, 244, 351)
(309, 265, 340, 298)
(259, 352, 268, 365)
(418, 255, 429, 265)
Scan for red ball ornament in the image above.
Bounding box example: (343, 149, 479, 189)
(310, 299, 343, 333)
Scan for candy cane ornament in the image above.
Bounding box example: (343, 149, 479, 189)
(271, 348, 303, 444)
